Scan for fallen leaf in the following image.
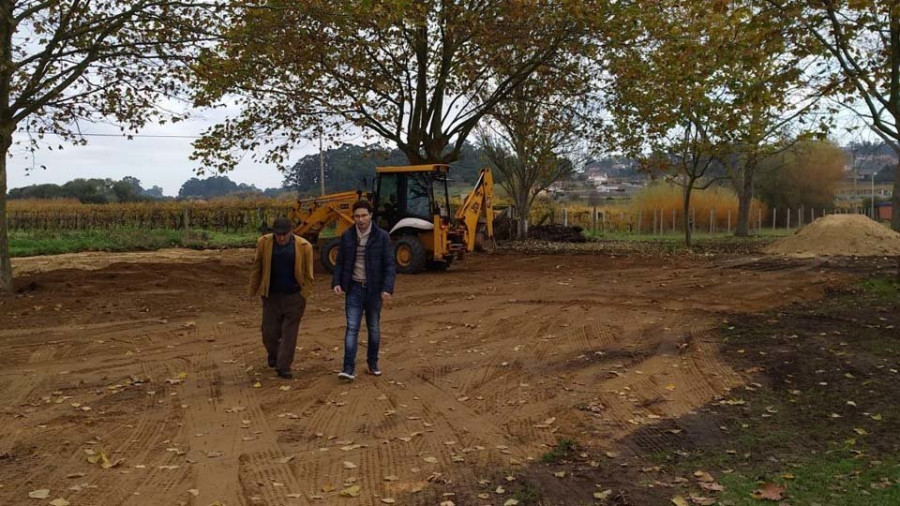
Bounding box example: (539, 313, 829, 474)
(699, 482, 724, 492)
(381, 499, 396, 504)
(188, 489, 200, 497)
(383, 475, 399, 481)
(553, 471, 566, 478)
(750, 483, 784, 501)
(343, 461, 357, 469)
(423, 456, 438, 464)
(693, 470, 715, 483)
(49, 499, 70, 506)
(29, 490, 51, 499)
(253, 381, 262, 388)
(854, 428, 869, 435)
(279, 385, 291, 391)
(278, 455, 295, 464)
(339, 485, 361, 497)
(689, 494, 716, 506)
(594, 489, 612, 500)
(504, 499, 519, 506)
(671, 496, 689, 506)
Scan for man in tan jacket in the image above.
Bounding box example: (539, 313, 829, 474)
(248, 216, 314, 379)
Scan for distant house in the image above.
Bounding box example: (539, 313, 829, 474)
(877, 202, 892, 221)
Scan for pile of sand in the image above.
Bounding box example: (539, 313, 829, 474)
(765, 214, 900, 257)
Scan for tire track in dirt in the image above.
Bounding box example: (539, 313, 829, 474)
(0, 252, 846, 504)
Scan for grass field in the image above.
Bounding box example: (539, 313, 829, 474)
(9, 228, 259, 257)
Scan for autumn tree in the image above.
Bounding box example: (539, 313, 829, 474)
(766, 1, 900, 230)
(0, 0, 220, 294)
(191, 0, 598, 172)
(756, 139, 846, 212)
(601, 0, 821, 239)
(478, 77, 586, 238)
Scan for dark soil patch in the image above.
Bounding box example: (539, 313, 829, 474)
(448, 271, 900, 505)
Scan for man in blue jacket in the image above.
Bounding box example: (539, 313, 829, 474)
(332, 200, 396, 381)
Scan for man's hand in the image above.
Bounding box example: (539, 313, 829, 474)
(382, 292, 392, 303)
(333, 286, 344, 295)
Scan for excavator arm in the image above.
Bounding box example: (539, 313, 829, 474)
(289, 190, 360, 242)
(454, 168, 495, 252)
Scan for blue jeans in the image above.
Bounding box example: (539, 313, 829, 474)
(342, 281, 382, 374)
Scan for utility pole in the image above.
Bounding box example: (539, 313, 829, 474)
(319, 130, 325, 196)
(871, 173, 876, 219)
(852, 149, 858, 213)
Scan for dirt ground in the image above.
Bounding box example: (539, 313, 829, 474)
(0, 249, 850, 505)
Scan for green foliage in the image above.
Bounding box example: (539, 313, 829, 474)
(282, 142, 485, 196)
(191, 1, 597, 170)
(540, 438, 577, 463)
(756, 140, 846, 211)
(9, 177, 154, 204)
(601, 0, 823, 238)
(178, 176, 261, 199)
(509, 479, 542, 504)
(9, 228, 256, 257)
(860, 278, 900, 299)
(1, 0, 224, 292)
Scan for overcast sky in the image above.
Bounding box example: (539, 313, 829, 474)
(5, 100, 883, 198)
(6, 106, 321, 197)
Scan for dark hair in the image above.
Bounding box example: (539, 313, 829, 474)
(352, 199, 374, 214)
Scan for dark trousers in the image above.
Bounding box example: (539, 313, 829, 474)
(261, 292, 306, 372)
(342, 281, 382, 374)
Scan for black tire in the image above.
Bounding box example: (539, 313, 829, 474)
(394, 235, 427, 274)
(319, 238, 341, 273)
(426, 258, 452, 272)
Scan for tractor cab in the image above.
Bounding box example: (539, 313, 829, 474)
(372, 165, 452, 232)
(372, 165, 456, 273)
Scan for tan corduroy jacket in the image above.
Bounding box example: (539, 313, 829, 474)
(248, 234, 314, 299)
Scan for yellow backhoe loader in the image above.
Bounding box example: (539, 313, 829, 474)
(288, 164, 495, 273)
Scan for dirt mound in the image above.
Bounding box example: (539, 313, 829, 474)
(765, 214, 900, 257)
(527, 224, 587, 242)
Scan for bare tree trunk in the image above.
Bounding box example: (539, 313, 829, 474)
(735, 170, 753, 237)
(0, 136, 12, 295)
(0, 0, 13, 295)
(892, 159, 900, 231)
(517, 195, 530, 239)
(683, 184, 693, 248)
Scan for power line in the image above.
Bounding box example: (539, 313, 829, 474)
(26, 131, 203, 139)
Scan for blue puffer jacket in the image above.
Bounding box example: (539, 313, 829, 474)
(331, 224, 396, 296)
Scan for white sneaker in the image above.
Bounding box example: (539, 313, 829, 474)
(337, 372, 355, 381)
